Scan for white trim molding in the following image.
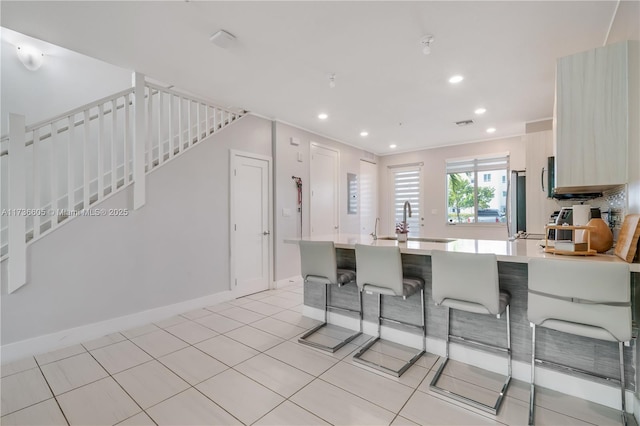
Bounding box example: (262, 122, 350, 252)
(1, 290, 235, 363)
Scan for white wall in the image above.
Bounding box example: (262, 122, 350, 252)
(0, 115, 272, 345)
(378, 136, 526, 240)
(1, 27, 131, 132)
(627, 41, 640, 214)
(273, 121, 376, 281)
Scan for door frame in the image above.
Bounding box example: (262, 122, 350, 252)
(309, 142, 340, 236)
(229, 149, 273, 293)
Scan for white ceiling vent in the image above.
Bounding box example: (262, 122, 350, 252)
(210, 30, 237, 48)
(455, 119, 474, 127)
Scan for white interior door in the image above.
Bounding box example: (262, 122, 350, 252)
(310, 144, 339, 237)
(359, 160, 378, 235)
(231, 152, 271, 297)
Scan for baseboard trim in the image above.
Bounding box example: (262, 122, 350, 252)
(274, 275, 303, 289)
(304, 305, 634, 413)
(1, 290, 235, 363)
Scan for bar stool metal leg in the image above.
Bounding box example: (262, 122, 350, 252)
(619, 342, 629, 426)
(353, 290, 426, 377)
(430, 305, 512, 415)
(529, 323, 536, 426)
(298, 282, 362, 353)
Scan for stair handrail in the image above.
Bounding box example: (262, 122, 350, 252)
(144, 82, 244, 115)
(2, 74, 247, 293)
(0, 87, 134, 157)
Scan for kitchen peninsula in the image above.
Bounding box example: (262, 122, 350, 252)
(286, 234, 639, 404)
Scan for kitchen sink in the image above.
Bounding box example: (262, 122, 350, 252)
(377, 236, 456, 243)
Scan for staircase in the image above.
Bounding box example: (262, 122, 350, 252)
(0, 75, 245, 292)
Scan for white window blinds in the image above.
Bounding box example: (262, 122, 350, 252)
(391, 166, 421, 235)
(445, 155, 509, 174)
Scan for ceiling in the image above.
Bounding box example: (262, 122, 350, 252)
(2, 1, 639, 155)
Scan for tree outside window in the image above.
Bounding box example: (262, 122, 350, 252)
(446, 155, 508, 224)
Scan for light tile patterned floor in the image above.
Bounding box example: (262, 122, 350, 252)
(0, 284, 629, 425)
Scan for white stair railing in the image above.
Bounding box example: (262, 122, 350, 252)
(144, 82, 241, 173)
(1, 75, 245, 292)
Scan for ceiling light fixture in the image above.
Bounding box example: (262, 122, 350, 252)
(360, 131, 369, 137)
(420, 35, 434, 55)
(328, 73, 336, 89)
(209, 30, 237, 48)
(475, 108, 487, 115)
(448, 75, 464, 84)
(16, 45, 44, 71)
(389, 144, 397, 149)
(318, 113, 328, 120)
(486, 127, 497, 133)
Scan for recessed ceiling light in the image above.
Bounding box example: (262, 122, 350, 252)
(360, 131, 369, 137)
(318, 113, 328, 120)
(389, 144, 397, 149)
(448, 75, 464, 84)
(486, 127, 497, 133)
(475, 108, 487, 115)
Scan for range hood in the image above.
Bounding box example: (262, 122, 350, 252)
(552, 185, 618, 200)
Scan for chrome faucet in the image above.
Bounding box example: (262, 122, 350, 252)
(403, 201, 412, 231)
(370, 217, 380, 240)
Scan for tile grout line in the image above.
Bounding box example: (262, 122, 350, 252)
(6, 286, 620, 426)
(84, 346, 152, 425)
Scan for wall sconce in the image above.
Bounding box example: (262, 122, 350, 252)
(16, 45, 44, 71)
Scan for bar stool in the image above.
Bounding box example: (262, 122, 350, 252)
(352, 244, 426, 377)
(297, 240, 362, 353)
(429, 250, 512, 415)
(528, 258, 631, 425)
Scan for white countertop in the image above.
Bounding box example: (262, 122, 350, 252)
(284, 234, 640, 272)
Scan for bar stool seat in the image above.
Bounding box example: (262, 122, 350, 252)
(297, 241, 362, 353)
(429, 250, 512, 415)
(527, 258, 631, 425)
(361, 277, 423, 297)
(440, 291, 510, 315)
(352, 244, 426, 377)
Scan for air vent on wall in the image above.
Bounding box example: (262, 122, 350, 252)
(455, 119, 474, 127)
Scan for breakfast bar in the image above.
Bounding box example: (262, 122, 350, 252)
(287, 234, 640, 395)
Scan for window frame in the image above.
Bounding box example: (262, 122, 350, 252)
(445, 154, 509, 226)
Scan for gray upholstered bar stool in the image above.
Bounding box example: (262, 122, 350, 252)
(352, 244, 426, 377)
(429, 250, 512, 415)
(528, 258, 631, 426)
(297, 240, 362, 353)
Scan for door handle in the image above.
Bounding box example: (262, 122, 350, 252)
(541, 167, 546, 193)
(263, 231, 270, 235)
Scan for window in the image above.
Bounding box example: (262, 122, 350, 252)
(446, 154, 509, 224)
(390, 166, 421, 235)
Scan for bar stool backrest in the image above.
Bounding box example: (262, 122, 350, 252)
(355, 245, 404, 296)
(300, 241, 338, 285)
(431, 250, 500, 315)
(528, 258, 631, 342)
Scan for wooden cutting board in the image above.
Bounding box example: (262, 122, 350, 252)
(615, 214, 640, 262)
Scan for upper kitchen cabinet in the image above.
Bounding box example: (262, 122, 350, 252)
(555, 40, 639, 188)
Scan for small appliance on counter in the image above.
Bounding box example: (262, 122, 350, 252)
(547, 207, 603, 241)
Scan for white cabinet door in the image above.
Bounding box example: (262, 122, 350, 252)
(555, 41, 632, 187)
(525, 130, 559, 233)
